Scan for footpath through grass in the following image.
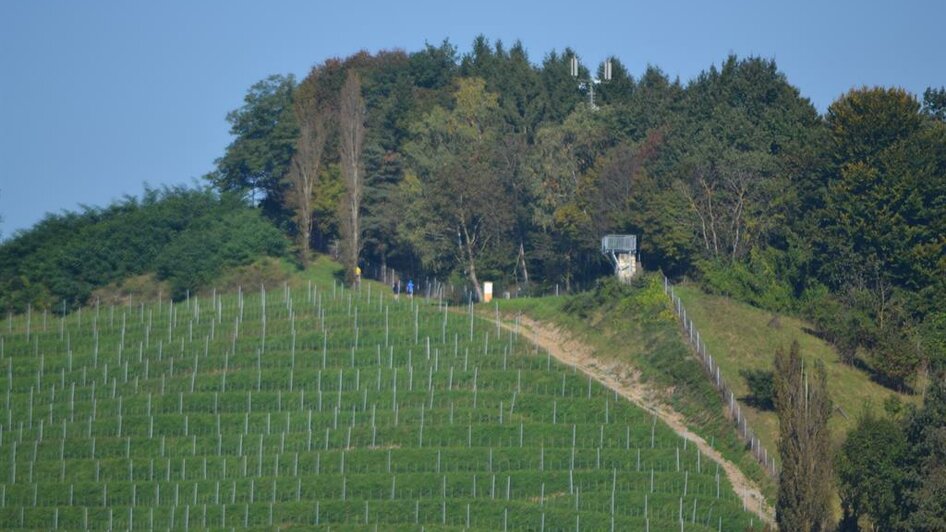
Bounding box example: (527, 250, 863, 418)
(0, 257, 759, 530)
(496, 276, 778, 504)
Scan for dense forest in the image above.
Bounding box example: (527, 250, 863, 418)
(1, 37, 944, 529)
(206, 38, 946, 392)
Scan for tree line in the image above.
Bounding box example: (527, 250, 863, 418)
(208, 37, 945, 393)
(0, 187, 287, 308)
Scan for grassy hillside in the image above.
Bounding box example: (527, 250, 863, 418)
(672, 284, 915, 456)
(0, 257, 758, 530)
(495, 276, 777, 503)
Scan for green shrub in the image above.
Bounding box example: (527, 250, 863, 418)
(739, 368, 774, 410)
(562, 276, 633, 318)
(698, 249, 796, 313)
(917, 311, 946, 373)
(0, 186, 288, 310)
(155, 209, 287, 299)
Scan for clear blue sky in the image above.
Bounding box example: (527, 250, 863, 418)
(1, 0, 943, 237)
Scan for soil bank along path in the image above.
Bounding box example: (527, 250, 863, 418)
(509, 314, 775, 526)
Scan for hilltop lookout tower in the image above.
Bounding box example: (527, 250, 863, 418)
(601, 234, 639, 283)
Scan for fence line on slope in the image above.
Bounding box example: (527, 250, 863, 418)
(662, 276, 778, 479)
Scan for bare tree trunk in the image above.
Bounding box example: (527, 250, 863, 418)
(726, 170, 750, 261)
(338, 70, 366, 283)
(460, 220, 484, 302)
(298, 194, 312, 262)
(518, 240, 530, 288)
(730, 192, 745, 260)
(698, 174, 720, 259)
(467, 253, 483, 302)
(682, 184, 712, 254)
(380, 251, 387, 284)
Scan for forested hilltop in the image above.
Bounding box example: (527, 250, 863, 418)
(0, 37, 946, 530)
(4, 37, 945, 389)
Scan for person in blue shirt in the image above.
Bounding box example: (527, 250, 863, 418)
(406, 279, 415, 298)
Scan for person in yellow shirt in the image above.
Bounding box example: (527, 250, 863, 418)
(354, 266, 361, 286)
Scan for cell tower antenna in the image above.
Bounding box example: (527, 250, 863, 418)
(570, 55, 613, 110)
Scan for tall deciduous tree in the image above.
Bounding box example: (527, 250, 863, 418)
(826, 87, 922, 166)
(286, 74, 330, 267)
(668, 57, 817, 268)
(923, 86, 946, 121)
(526, 106, 615, 288)
(338, 70, 366, 283)
(835, 373, 946, 530)
(836, 410, 908, 530)
(404, 78, 514, 300)
(774, 341, 833, 531)
(901, 374, 946, 530)
(809, 87, 945, 386)
(208, 75, 298, 224)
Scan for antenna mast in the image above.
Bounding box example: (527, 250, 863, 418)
(570, 55, 613, 110)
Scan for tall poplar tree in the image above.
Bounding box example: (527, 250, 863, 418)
(286, 73, 329, 267)
(338, 70, 366, 283)
(774, 341, 833, 531)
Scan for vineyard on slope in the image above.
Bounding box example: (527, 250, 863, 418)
(0, 260, 758, 530)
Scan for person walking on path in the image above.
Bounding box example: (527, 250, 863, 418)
(407, 279, 415, 299)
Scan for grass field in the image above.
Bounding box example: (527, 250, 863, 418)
(0, 257, 760, 530)
(672, 284, 915, 457)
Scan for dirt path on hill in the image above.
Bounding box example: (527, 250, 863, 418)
(510, 314, 775, 526)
